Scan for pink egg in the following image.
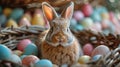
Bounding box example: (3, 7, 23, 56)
(91, 45, 110, 57)
(81, 3, 93, 17)
(19, 17, 31, 26)
(73, 11, 84, 21)
(83, 43, 93, 56)
(22, 55, 39, 67)
(17, 39, 32, 51)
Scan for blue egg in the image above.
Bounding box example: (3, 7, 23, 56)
(0, 45, 11, 60)
(70, 18, 77, 27)
(91, 11, 101, 22)
(94, 6, 108, 14)
(23, 43, 38, 56)
(0, 14, 7, 25)
(34, 59, 52, 67)
(10, 8, 24, 21)
(92, 55, 102, 61)
(75, 24, 84, 31)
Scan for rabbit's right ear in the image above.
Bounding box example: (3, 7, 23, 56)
(42, 2, 58, 22)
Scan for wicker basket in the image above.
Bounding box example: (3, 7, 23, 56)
(0, 26, 120, 67)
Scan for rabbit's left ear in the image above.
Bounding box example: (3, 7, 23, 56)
(61, 2, 74, 20)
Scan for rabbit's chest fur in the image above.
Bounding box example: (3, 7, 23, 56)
(41, 39, 81, 66)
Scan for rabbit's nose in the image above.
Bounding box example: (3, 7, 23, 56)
(56, 37, 64, 42)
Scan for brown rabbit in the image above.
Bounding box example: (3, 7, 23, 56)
(40, 2, 83, 66)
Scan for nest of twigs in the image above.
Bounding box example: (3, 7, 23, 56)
(0, 26, 120, 67)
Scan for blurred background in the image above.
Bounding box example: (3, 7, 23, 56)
(0, 0, 120, 35)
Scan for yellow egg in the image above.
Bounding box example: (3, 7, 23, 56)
(3, 8, 12, 17)
(6, 19, 18, 28)
(31, 14, 45, 26)
(78, 55, 91, 64)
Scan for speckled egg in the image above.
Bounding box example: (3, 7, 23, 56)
(22, 55, 39, 67)
(31, 14, 45, 26)
(83, 43, 93, 56)
(91, 45, 110, 57)
(0, 14, 7, 25)
(12, 50, 23, 56)
(78, 55, 91, 64)
(0, 45, 12, 60)
(19, 17, 31, 26)
(92, 55, 102, 62)
(81, 3, 93, 17)
(23, 43, 38, 56)
(10, 8, 24, 21)
(34, 59, 52, 67)
(73, 11, 84, 21)
(17, 39, 32, 51)
(3, 8, 12, 17)
(6, 19, 18, 28)
(6, 54, 22, 64)
(81, 18, 94, 28)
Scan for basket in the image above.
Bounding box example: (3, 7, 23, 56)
(0, 26, 120, 67)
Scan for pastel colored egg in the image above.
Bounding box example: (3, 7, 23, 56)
(31, 14, 45, 26)
(81, 3, 93, 17)
(83, 43, 93, 56)
(90, 11, 101, 22)
(22, 55, 39, 67)
(101, 12, 109, 20)
(70, 18, 77, 27)
(23, 43, 38, 56)
(10, 8, 24, 21)
(92, 55, 102, 62)
(91, 45, 110, 57)
(94, 6, 108, 14)
(73, 11, 84, 21)
(22, 12, 32, 22)
(20, 55, 27, 60)
(75, 24, 84, 31)
(34, 59, 52, 67)
(12, 50, 23, 56)
(17, 39, 32, 51)
(19, 17, 31, 27)
(78, 55, 91, 64)
(0, 14, 7, 25)
(0, 45, 12, 60)
(3, 8, 12, 17)
(81, 18, 94, 28)
(6, 19, 18, 28)
(6, 54, 22, 64)
(34, 9, 42, 14)
(101, 19, 111, 29)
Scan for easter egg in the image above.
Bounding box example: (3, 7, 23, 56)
(81, 18, 93, 28)
(10, 8, 24, 21)
(3, 8, 12, 17)
(0, 14, 7, 25)
(91, 45, 110, 57)
(73, 11, 84, 21)
(19, 17, 31, 27)
(23, 12, 32, 22)
(22, 55, 39, 67)
(12, 50, 23, 56)
(75, 24, 84, 31)
(34, 59, 52, 67)
(0, 45, 12, 60)
(23, 43, 38, 56)
(90, 11, 101, 22)
(92, 55, 102, 62)
(101, 12, 109, 20)
(17, 39, 32, 51)
(70, 18, 77, 27)
(34, 9, 42, 14)
(81, 3, 93, 17)
(78, 55, 91, 64)
(83, 43, 93, 56)
(6, 19, 18, 28)
(31, 14, 45, 26)
(7, 54, 22, 64)
(20, 55, 27, 60)
(94, 6, 108, 14)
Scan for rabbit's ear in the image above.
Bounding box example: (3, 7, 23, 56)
(42, 2, 58, 22)
(61, 2, 74, 20)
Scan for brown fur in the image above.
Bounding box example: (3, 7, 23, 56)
(41, 38, 81, 66)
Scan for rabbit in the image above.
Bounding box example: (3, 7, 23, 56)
(40, 2, 83, 67)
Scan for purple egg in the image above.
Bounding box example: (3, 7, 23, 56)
(73, 11, 84, 21)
